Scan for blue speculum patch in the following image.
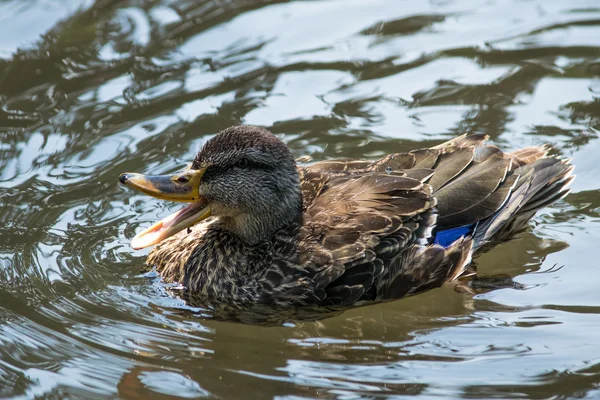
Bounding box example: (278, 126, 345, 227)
(433, 225, 474, 248)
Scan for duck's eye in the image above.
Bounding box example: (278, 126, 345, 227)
(177, 176, 190, 183)
(236, 158, 250, 168)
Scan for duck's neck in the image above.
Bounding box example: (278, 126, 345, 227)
(219, 183, 303, 245)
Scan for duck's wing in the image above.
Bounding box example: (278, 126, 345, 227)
(272, 135, 573, 307)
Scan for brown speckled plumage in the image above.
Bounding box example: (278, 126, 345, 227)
(134, 126, 575, 310)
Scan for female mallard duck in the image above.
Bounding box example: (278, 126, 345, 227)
(119, 126, 574, 308)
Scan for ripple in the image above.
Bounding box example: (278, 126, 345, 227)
(1, 0, 600, 398)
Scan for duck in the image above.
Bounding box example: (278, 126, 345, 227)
(119, 125, 574, 309)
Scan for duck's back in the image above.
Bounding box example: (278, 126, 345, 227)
(269, 134, 574, 306)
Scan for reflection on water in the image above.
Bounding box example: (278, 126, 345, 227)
(0, 0, 599, 398)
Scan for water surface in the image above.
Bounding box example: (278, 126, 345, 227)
(1, 0, 600, 398)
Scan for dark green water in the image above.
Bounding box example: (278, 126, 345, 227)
(1, 0, 599, 398)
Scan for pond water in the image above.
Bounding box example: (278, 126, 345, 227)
(1, 0, 600, 398)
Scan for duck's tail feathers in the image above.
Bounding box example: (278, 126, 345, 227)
(473, 156, 574, 249)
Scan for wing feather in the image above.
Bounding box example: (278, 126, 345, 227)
(260, 136, 573, 307)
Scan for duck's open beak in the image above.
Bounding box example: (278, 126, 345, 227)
(118, 168, 211, 249)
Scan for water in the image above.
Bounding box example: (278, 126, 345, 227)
(0, 0, 599, 398)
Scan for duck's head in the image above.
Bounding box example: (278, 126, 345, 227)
(119, 126, 302, 249)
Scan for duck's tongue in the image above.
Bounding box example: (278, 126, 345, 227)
(131, 200, 211, 249)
